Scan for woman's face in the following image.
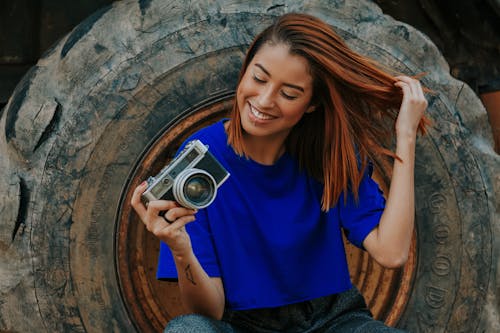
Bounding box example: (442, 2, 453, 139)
(236, 42, 315, 143)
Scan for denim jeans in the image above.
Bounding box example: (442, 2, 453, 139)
(164, 287, 409, 333)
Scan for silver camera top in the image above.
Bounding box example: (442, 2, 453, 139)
(141, 139, 229, 209)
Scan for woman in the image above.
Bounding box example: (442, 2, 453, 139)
(131, 13, 428, 332)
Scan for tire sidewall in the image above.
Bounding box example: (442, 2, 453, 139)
(1, 1, 493, 332)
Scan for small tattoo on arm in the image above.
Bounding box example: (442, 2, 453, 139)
(185, 264, 197, 285)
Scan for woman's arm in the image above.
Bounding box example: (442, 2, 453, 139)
(131, 182, 225, 319)
(172, 250, 225, 319)
(363, 76, 428, 268)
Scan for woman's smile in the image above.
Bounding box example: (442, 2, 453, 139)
(248, 102, 277, 122)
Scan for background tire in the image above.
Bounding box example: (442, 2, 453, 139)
(0, 0, 498, 332)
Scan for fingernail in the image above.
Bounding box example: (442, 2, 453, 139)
(140, 181, 147, 187)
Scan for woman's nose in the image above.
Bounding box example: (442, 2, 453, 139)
(257, 86, 276, 108)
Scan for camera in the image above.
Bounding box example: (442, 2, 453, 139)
(141, 140, 230, 209)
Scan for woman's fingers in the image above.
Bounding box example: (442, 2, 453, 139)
(394, 75, 417, 84)
(395, 76, 427, 105)
(394, 80, 411, 98)
(394, 75, 428, 134)
(416, 80, 426, 100)
(145, 200, 178, 226)
(130, 181, 149, 220)
(149, 214, 195, 237)
(164, 206, 198, 223)
(167, 215, 197, 231)
(395, 76, 426, 100)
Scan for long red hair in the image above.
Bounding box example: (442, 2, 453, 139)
(227, 13, 429, 211)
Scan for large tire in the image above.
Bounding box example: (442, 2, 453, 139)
(0, 0, 498, 332)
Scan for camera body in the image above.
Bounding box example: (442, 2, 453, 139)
(141, 140, 230, 209)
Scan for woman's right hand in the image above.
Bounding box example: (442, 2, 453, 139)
(130, 181, 198, 257)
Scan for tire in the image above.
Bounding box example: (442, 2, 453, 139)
(0, 1, 498, 332)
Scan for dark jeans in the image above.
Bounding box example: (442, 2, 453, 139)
(164, 287, 409, 332)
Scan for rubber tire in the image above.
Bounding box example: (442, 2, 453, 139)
(0, 0, 498, 332)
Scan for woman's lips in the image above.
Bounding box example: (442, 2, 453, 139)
(249, 103, 276, 121)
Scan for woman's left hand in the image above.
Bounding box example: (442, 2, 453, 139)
(394, 76, 428, 138)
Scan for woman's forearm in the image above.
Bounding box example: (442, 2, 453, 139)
(173, 250, 225, 319)
(364, 133, 416, 267)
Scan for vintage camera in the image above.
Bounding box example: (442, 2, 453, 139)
(141, 140, 230, 209)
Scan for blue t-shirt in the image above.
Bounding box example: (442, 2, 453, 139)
(157, 120, 385, 310)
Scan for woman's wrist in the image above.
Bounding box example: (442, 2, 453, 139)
(396, 128, 417, 146)
(172, 247, 195, 263)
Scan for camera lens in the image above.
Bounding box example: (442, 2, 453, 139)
(173, 168, 217, 209)
(184, 175, 212, 202)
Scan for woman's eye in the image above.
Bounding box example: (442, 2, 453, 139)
(281, 91, 298, 100)
(253, 75, 266, 83)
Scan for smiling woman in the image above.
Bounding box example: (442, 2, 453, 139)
(0, 0, 497, 332)
(132, 13, 429, 332)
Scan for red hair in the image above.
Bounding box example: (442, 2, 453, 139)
(227, 13, 430, 211)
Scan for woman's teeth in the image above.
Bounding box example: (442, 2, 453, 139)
(250, 105, 274, 120)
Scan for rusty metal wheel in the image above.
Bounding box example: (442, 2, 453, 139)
(0, 0, 497, 332)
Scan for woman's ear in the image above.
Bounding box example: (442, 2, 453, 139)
(305, 105, 316, 114)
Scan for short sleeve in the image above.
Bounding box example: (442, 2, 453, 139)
(156, 208, 221, 280)
(339, 166, 386, 249)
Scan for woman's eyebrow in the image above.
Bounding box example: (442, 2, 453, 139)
(255, 63, 305, 92)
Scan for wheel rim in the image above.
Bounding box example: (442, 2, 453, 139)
(116, 94, 417, 332)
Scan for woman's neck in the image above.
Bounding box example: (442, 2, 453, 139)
(224, 120, 288, 165)
(241, 132, 287, 165)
